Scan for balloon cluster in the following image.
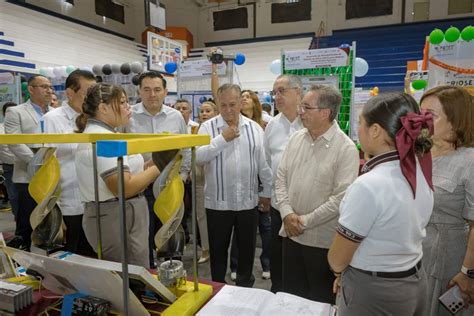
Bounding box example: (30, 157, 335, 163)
(92, 61, 143, 76)
(38, 65, 77, 78)
(429, 26, 473, 45)
(91, 61, 144, 85)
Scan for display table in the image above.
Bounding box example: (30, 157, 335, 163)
(17, 278, 224, 315)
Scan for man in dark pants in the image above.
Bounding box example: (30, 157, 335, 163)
(4, 75, 53, 250)
(127, 71, 188, 268)
(275, 85, 360, 303)
(196, 84, 272, 287)
(43, 70, 96, 256)
(264, 75, 303, 292)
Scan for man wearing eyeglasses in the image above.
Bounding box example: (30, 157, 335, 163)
(274, 84, 359, 303)
(4, 74, 53, 250)
(264, 74, 303, 292)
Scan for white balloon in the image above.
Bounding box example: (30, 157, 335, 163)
(51, 67, 61, 78)
(46, 67, 56, 78)
(355, 57, 369, 77)
(270, 59, 281, 75)
(61, 66, 68, 77)
(130, 61, 143, 74)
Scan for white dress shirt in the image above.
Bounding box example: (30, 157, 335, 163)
(264, 113, 303, 209)
(127, 102, 190, 176)
(0, 123, 15, 164)
(196, 114, 272, 211)
(43, 101, 83, 216)
(187, 119, 199, 134)
(76, 120, 144, 202)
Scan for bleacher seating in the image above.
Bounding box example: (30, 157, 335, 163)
(311, 17, 473, 91)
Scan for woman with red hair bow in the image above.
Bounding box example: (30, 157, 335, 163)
(328, 93, 434, 315)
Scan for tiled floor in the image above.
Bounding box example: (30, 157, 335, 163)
(0, 209, 272, 291)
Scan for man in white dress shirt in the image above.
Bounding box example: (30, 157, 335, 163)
(43, 69, 96, 255)
(275, 85, 360, 303)
(264, 75, 303, 292)
(4, 75, 53, 250)
(197, 83, 272, 287)
(175, 99, 199, 134)
(127, 71, 188, 268)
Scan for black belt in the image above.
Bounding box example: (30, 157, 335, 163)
(99, 193, 144, 203)
(352, 260, 422, 278)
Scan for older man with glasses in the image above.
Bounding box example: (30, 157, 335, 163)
(274, 84, 359, 303)
(264, 74, 304, 292)
(4, 74, 53, 250)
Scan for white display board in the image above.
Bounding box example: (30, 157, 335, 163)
(284, 47, 350, 70)
(147, 32, 183, 73)
(428, 40, 474, 95)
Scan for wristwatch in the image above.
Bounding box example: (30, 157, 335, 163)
(461, 266, 474, 278)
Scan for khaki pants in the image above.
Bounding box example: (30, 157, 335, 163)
(337, 265, 427, 316)
(83, 196, 150, 268)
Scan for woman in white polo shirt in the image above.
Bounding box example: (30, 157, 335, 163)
(328, 93, 434, 315)
(75, 83, 160, 268)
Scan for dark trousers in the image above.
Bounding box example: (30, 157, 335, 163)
(206, 208, 258, 287)
(230, 209, 271, 273)
(282, 237, 335, 304)
(182, 180, 192, 243)
(15, 183, 37, 250)
(63, 214, 95, 257)
(145, 186, 162, 268)
(270, 207, 283, 293)
(2, 164, 18, 219)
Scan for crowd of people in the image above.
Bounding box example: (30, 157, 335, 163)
(0, 66, 473, 315)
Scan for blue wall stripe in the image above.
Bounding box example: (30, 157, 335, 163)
(0, 49, 25, 58)
(0, 39, 14, 46)
(0, 59, 36, 69)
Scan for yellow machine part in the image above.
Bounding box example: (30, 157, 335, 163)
(28, 152, 61, 204)
(161, 281, 213, 316)
(153, 175, 184, 224)
(6, 275, 41, 290)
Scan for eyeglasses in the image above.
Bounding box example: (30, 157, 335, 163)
(297, 105, 323, 114)
(31, 84, 54, 91)
(270, 87, 297, 98)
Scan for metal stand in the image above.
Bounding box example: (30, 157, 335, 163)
(191, 147, 198, 291)
(117, 157, 130, 315)
(92, 143, 103, 259)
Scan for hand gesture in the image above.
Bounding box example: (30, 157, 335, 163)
(222, 126, 240, 142)
(283, 213, 304, 237)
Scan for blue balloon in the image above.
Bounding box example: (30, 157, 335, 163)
(264, 94, 272, 103)
(234, 53, 246, 66)
(164, 62, 177, 74)
(199, 96, 207, 104)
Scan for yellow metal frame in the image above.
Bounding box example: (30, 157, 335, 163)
(0, 132, 213, 315)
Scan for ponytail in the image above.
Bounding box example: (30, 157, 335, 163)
(75, 113, 89, 133)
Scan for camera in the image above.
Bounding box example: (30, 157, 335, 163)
(208, 47, 224, 64)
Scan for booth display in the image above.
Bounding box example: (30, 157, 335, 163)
(281, 44, 356, 138)
(0, 132, 212, 315)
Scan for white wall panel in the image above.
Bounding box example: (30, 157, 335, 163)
(0, 1, 145, 71)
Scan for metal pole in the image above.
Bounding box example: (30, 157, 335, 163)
(191, 147, 199, 291)
(92, 143, 102, 260)
(117, 156, 130, 315)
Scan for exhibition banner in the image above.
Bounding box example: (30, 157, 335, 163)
(284, 48, 349, 70)
(428, 40, 474, 95)
(179, 60, 226, 78)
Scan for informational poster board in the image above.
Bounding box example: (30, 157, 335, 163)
(0, 73, 20, 122)
(428, 40, 474, 95)
(282, 43, 355, 138)
(147, 32, 183, 74)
